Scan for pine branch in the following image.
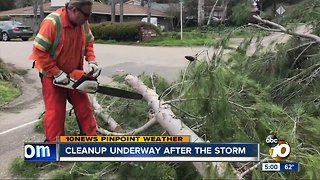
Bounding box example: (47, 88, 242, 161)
(248, 23, 283, 32)
(228, 100, 256, 111)
(250, 15, 320, 44)
(290, 42, 314, 69)
(96, 117, 157, 136)
(89, 94, 157, 135)
(237, 158, 270, 180)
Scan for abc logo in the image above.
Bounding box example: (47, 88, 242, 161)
(265, 135, 291, 161)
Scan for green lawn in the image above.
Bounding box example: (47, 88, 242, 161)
(141, 32, 217, 46)
(0, 80, 21, 104)
(94, 26, 267, 46)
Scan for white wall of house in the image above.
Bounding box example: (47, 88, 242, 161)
(51, 0, 69, 7)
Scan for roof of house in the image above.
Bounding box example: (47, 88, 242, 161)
(0, 2, 168, 17)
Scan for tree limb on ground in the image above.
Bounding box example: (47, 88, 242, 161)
(89, 95, 122, 132)
(236, 158, 269, 180)
(249, 15, 320, 44)
(89, 94, 157, 135)
(125, 74, 227, 178)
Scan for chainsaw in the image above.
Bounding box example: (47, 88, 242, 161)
(53, 70, 143, 100)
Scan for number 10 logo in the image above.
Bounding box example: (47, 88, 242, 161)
(266, 135, 291, 161)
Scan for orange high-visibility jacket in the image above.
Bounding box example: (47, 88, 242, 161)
(30, 8, 95, 77)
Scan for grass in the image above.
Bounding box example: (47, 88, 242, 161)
(9, 157, 50, 178)
(95, 32, 217, 46)
(0, 58, 24, 106)
(0, 80, 20, 104)
(141, 32, 216, 46)
(94, 26, 268, 46)
(10, 157, 118, 179)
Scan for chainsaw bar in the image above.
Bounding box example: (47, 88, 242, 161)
(96, 86, 143, 100)
(54, 69, 142, 100)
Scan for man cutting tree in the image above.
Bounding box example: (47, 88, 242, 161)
(30, 0, 99, 142)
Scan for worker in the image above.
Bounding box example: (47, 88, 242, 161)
(29, 0, 99, 142)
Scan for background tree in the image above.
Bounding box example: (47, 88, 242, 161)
(165, 2, 180, 29)
(229, 0, 251, 26)
(120, 0, 124, 23)
(147, 0, 151, 23)
(111, 0, 115, 22)
(207, 0, 219, 25)
(39, 0, 44, 22)
(15, 0, 33, 8)
(0, 0, 15, 11)
(32, 0, 45, 34)
(220, 0, 230, 21)
(197, 0, 204, 26)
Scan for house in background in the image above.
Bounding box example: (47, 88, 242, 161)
(0, 1, 171, 30)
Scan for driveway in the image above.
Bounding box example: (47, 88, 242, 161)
(0, 41, 207, 178)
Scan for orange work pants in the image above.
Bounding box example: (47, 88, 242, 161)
(41, 75, 96, 142)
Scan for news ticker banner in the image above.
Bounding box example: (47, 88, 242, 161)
(24, 136, 260, 162)
(262, 162, 299, 172)
(59, 136, 190, 143)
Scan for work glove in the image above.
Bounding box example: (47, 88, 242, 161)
(88, 61, 101, 78)
(54, 71, 69, 84)
(69, 69, 86, 81)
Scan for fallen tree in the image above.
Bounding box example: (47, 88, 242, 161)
(91, 75, 227, 178)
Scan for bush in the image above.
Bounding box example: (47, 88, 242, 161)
(91, 21, 161, 41)
(229, 1, 252, 26)
(0, 59, 12, 80)
(0, 15, 11, 21)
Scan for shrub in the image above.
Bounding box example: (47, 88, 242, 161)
(91, 21, 161, 41)
(229, 1, 252, 26)
(0, 58, 12, 80)
(0, 15, 11, 21)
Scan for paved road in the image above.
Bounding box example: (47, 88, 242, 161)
(0, 41, 206, 178)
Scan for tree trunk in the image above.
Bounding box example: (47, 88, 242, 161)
(197, 0, 204, 26)
(125, 75, 227, 178)
(272, 0, 277, 17)
(33, 0, 39, 33)
(147, 0, 151, 23)
(120, 0, 123, 23)
(111, 0, 115, 22)
(207, 0, 219, 25)
(39, 0, 44, 23)
(221, 0, 229, 22)
(259, 0, 264, 11)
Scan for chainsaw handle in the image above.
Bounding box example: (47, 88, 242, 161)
(72, 70, 96, 89)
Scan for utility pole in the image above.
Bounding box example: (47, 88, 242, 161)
(120, 0, 123, 23)
(111, 0, 115, 22)
(180, 0, 183, 40)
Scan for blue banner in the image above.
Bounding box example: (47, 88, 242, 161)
(280, 162, 299, 172)
(24, 143, 57, 162)
(58, 143, 259, 162)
